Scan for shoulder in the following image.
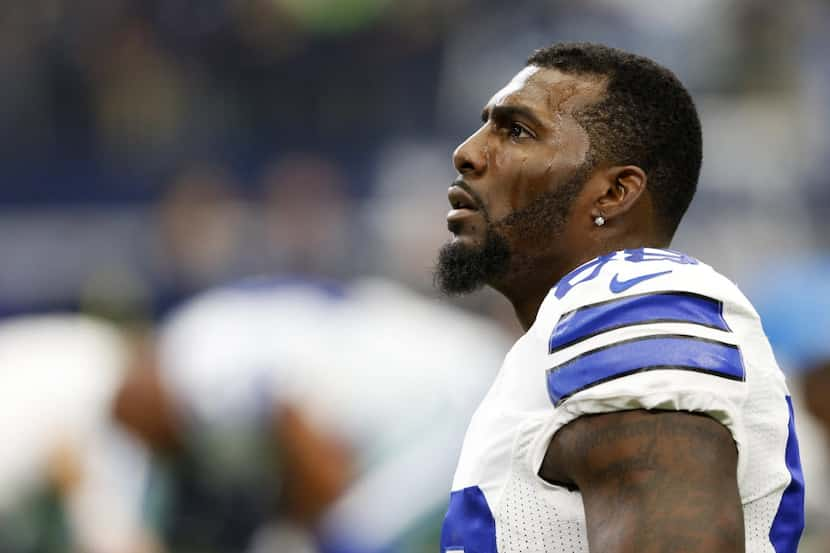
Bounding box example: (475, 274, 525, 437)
(535, 248, 757, 336)
(549, 248, 744, 310)
(527, 248, 753, 408)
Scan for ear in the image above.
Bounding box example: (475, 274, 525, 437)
(591, 165, 647, 222)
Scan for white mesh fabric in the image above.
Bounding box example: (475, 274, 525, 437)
(496, 472, 588, 553)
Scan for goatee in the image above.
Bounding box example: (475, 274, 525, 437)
(434, 228, 511, 295)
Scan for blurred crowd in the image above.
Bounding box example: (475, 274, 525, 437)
(1, 0, 829, 551)
(2, 0, 830, 316)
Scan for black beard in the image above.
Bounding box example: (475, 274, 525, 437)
(433, 169, 586, 296)
(434, 227, 511, 296)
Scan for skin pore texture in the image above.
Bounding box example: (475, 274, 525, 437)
(436, 65, 744, 553)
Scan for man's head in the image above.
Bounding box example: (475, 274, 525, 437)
(435, 42, 702, 297)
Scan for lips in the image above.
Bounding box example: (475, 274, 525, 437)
(448, 185, 478, 212)
(447, 185, 480, 231)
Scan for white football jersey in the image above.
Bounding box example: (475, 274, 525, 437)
(441, 248, 805, 553)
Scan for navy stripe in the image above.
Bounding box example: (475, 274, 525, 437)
(547, 335, 745, 406)
(769, 396, 805, 553)
(550, 292, 729, 353)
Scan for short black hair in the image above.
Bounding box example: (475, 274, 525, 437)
(527, 42, 702, 238)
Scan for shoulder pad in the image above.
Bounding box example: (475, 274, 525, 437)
(546, 248, 741, 313)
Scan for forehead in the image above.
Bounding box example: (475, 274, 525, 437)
(487, 66, 605, 120)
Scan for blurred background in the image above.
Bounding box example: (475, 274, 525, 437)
(1, 0, 829, 551)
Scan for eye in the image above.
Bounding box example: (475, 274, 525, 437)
(508, 122, 533, 139)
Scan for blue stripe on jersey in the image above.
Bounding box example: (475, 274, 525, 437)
(547, 335, 745, 406)
(440, 486, 497, 553)
(769, 396, 805, 553)
(549, 292, 730, 353)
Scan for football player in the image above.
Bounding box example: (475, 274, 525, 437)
(435, 42, 804, 553)
(114, 277, 511, 552)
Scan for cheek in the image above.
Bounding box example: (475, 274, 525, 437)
(510, 119, 590, 211)
(478, 148, 522, 219)
(482, 133, 586, 220)
(507, 153, 573, 212)
(480, 150, 553, 220)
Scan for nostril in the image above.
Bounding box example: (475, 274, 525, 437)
(454, 149, 479, 175)
(458, 160, 476, 174)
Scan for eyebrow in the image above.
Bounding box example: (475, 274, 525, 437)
(481, 105, 545, 129)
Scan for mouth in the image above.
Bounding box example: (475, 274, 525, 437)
(448, 185, 478, 211)
(447, 185, 480, 228)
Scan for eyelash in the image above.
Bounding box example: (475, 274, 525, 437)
(507, 122, 532, 140)
(481, 116, 535, 140)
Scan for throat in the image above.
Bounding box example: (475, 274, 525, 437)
(495, 251, 605, 331)
(510, 292, 548, 331)
(492, 266, 558, 331)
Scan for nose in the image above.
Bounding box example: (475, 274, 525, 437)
(452, 128, 487, 177)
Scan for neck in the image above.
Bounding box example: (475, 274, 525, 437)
(509, 291, 550, 332)
(492, 251, 585, 331)
(496, 234, 671, 332)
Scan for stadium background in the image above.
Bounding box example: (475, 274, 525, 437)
(1, 0, 829, 551)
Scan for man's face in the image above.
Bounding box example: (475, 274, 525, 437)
(435, 66, 604, 295)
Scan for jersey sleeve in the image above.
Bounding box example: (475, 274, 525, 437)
(530, 249, 752, 472)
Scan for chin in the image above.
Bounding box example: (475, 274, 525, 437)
(433, 230, 511, 296)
